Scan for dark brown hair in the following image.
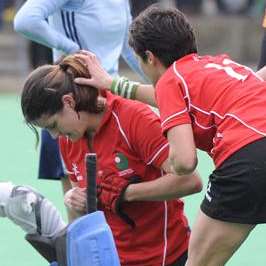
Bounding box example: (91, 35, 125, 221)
(21, 55, 104, 143)
(128, 4, 197, 67)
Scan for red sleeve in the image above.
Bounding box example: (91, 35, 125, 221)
(126, 103, 169, 169)
(58, 136, 77, 182)
(155, 66, 191, 135)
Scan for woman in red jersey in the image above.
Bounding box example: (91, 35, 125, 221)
(74, 4, 266, 266)
(20, 55, 202, 266)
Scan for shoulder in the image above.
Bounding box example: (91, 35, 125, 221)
(105, 91, 160, 127)
(115, 97, 159, 121)
(155, 63, 184, 100)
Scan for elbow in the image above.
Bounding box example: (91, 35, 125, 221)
(191, 176, 203, 194)
(170, 152, 198, 176)
(183, 173, 203, 196)
(14, 13, 33, 34)
(13, 15, 25, 33)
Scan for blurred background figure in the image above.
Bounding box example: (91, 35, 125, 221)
(130, 0, 160, 17)
(15, 0, 52, 69)
(258, 0, 266, 69)
(176, 0, 203, 14)
(28, 41, 53, 69)
(175, 0, 258, 15)
(0, 0, 7, 30)
(216, 0, 256, 15)
(0, 0, 13, 30)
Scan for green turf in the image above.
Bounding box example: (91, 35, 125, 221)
(0, 94, 265, 266)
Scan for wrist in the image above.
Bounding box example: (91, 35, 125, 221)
(123, 183, 136, 202)
(104, 76, 113, 90)
(110, 76, 139, 99)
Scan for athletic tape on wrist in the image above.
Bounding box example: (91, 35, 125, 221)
(110, 77, 139, 99)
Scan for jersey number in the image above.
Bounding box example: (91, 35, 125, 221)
(205, 59, 248, 81)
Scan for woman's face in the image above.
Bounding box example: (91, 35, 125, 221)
(34, 95, 88, 142)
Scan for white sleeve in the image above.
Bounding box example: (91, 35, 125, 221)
(14, 0, 79, 54)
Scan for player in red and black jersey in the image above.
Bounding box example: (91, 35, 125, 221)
(75, 4, 266, 266)
(21, 55, 202, 266)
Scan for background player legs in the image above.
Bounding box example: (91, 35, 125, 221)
(186, 210, 255, 266)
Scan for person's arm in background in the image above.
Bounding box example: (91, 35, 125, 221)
(120, 30, 146, 79)
(120, 0, 145, 79)
(258, 5, 266, 70)
(256, 66, 266, 79)
(258, 31, 266, 70)
(256, 31, 266, 79)
(256, 5, 266, 79)
(14, 0, 79, 54)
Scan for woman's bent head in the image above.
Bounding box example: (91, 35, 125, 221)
(21, 55, 104, 143)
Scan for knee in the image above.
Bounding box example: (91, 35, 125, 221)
(186, 229, 232, 266)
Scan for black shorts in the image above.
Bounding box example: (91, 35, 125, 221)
(168, 250, 187, 266)
(201, 137, 266, 224)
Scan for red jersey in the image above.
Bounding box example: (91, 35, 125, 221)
(156, 53, 266, 167)
(59, 92, 189, 266)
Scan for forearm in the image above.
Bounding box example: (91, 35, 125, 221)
(14, 0, 79, 54)
(124, 171, 202, 202)
(134, 84, 157, 106)
(111, 78, 156, 106)
(74, 52, 157, 106)
(96, 76, 156, 106)
(256, 66, 266, 80)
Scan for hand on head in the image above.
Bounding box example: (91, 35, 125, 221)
(74, 50, 113, 90)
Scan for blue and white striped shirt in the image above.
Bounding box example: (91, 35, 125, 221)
(14, 0, 143, 77)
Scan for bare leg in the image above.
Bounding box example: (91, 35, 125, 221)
(186, 210, 255, 266)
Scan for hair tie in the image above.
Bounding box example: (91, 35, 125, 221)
(59, 63, 68, 72)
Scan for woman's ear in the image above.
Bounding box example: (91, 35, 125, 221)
(146, 50, 164, 68)
(62, 94, 75, 109)
(145, 50, 156, 65)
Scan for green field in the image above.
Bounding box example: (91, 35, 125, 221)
(0, 94, 265, 266)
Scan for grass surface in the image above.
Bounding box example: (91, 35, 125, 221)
(0, 94, 265, 266)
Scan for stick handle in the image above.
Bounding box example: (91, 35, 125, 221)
(85, 153, 97, 214)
